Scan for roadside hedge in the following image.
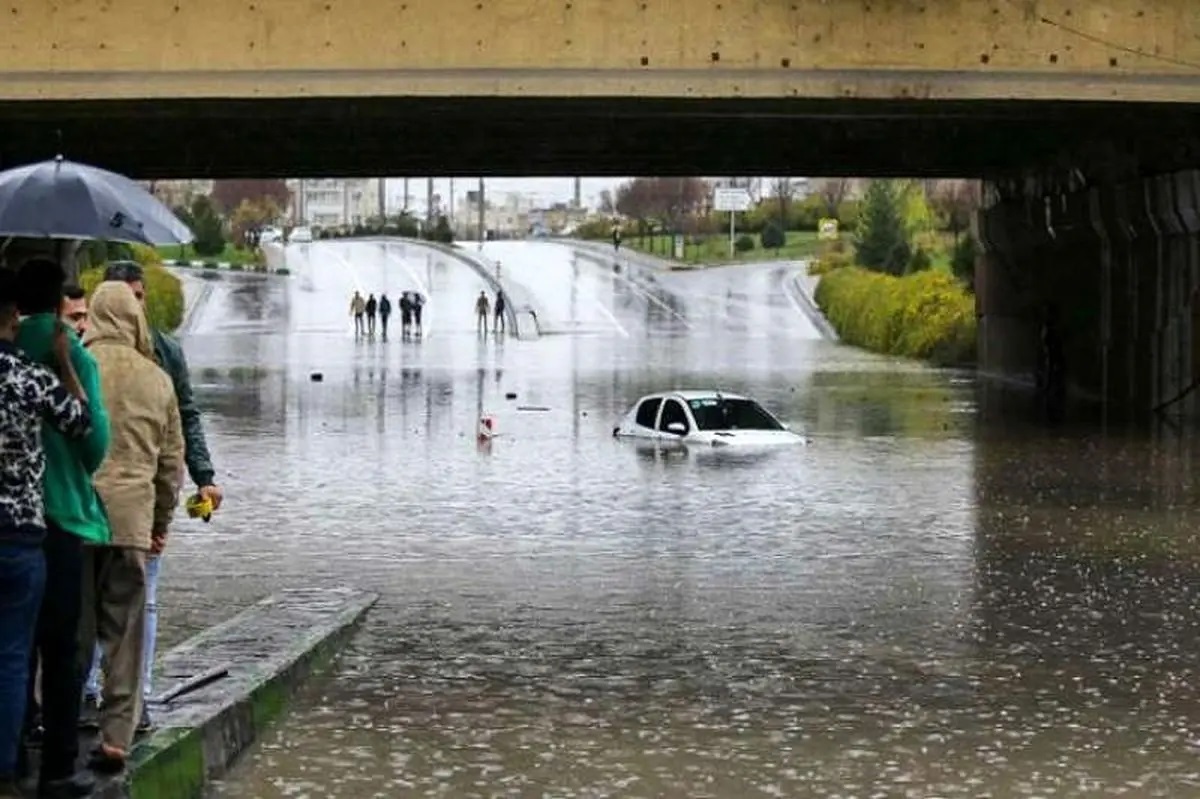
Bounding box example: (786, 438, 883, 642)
(815, 266, 976, 366)
(80, 244, 185, 332)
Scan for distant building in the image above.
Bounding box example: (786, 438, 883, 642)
(286, 179, 382, 228)
(458, 191, 537, 238)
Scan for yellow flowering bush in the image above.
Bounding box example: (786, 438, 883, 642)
(815, 267, 976, 366)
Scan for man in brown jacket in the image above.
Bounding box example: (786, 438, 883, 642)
(79, 282, 184, 771)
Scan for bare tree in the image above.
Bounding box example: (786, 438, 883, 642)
(769, 178, 797, 227)
(211, 179, 292, 216)
(813, 178, 850, 218)
(929, 179, 982, 240)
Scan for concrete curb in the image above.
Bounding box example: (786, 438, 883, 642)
(95, 588, 377, 799)
(168, 260, 292, 277)
(784, 272, 839, 342)
(171, 272, 214, 338)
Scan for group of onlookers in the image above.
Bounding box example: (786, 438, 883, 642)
(0, 259, 221, 798)
(349, 291, 424, 339)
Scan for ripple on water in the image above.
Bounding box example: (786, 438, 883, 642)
(171, 248, 1200, 798)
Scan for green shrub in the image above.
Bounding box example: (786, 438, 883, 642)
(203, 262, 218, 270)
(275, 268, 291, 276)
(734, 234, 755, 253)
(760, 223, 785, 250)
(80, 255, 184, 332)
(174, 259, 190, 267)
(951, 236, 978, 288)
(815, 266, 976, 366)
(229, 263, 245, 272)
(809, 239, 854, 275)
(908, 247, 932, 273)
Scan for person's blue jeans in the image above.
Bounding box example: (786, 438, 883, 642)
(0, 543, 45, 777)
(85, 554, 159, 703)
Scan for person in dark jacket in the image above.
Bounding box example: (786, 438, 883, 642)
(365, 294, 378, 337)
(378, 294, 392, 339)
(399, 293, 413, 339)
(494, 291, 507, 335)
(98, 261, 221, 735)
(412, 292, 425, 337)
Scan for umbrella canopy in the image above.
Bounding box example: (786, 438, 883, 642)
(0, 156, 193, 246)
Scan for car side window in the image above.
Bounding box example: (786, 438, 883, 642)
(659, 400, 690, 434)
(635, 398, 662, 429)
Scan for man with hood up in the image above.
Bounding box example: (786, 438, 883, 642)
(79, 282, 184, 773)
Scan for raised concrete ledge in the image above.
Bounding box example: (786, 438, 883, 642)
(97, 587, 377, 799)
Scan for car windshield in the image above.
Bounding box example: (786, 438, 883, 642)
(687, 398, 784, 431)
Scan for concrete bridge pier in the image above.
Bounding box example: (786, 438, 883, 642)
(977, 170, 1200, 416)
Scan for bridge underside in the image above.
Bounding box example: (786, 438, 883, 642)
(0, 96, 1199, 180)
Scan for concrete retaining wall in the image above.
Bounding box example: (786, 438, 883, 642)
(94, 588, 376, 799)
(977, 170, 1200, 414)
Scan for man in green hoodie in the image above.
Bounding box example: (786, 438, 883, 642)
(14, 258, 110, 798)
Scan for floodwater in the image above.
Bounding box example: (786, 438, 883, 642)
(157, 240, 1200, 798)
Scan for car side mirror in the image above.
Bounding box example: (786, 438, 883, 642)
(666, 422, 687, 435)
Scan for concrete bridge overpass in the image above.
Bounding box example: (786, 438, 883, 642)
(2, 0, 1200, 414)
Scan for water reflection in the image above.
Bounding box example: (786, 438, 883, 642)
(164, 244, 1200, 798)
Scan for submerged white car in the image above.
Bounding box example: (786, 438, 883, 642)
(613, 391, 806, 447)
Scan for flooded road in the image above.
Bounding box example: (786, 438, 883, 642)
(159, 240, 1200, 797)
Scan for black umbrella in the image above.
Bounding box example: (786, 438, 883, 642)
(0, 156, 193, 245)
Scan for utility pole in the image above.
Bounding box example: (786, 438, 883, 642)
(426, 177, 434, 226)
(477, 177, 485, 243)
(378, 177, 386, 221)
(403, 177, 410, 213)
(573, 177, 582, 209)
(450, 178, 456, 236)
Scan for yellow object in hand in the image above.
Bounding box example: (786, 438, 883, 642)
(186, 494, 214, 523)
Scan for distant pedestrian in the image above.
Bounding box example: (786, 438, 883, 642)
(365, 294, 378, 336)
(399, 293, 413, 339)
(475, 291, 490, 336)
(612, 225, 622, 252)
(0, 269, 93, 798)
(378, 294, 392, 339)
(349, 292, 366, 337)
(494, 291, 507, 335)
(412, 292, 425, 337)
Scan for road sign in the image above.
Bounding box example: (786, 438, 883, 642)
(818, 218, 840, 240)
(713, 188, 752, 212)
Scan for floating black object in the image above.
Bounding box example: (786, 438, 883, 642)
(506, 392, 518, 400)
(310, 372, 324, 382)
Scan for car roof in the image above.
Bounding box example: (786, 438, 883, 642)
(642, 390, 750, 402)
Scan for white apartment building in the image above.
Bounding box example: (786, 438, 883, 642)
(287, 178, 383, 228)
(457, 191, 538, 237)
